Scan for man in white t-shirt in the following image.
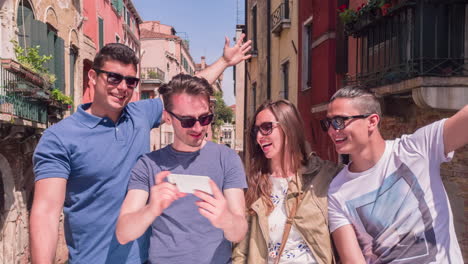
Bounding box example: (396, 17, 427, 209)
(321, 86, 467, 263)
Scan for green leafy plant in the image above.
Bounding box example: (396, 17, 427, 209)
(51, 89, 73, 106)
(211, 91, 233, 141)
(147, 70, 159, 79)
(338, 0, 392, 24)
(11, 40, 56, 85)
(338, 5, 358, 24)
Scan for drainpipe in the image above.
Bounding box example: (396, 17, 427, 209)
(267, 0, 271, 100)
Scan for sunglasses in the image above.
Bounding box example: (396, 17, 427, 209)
(166, 110, 214, 128)
(320, 114, 371, 131)
(252, 121, 280, 137)
(93, 68, 140, 89)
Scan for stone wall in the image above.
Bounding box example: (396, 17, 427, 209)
(0, 125, 67, 263)
(380, 98, 468, 262)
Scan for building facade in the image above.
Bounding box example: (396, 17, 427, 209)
(297, 0, 341, 162)
(139, 21, 199, 150)
(234, 25, 246, 156)
(81, 0, 142, 104)
(0, 0, 82, 262)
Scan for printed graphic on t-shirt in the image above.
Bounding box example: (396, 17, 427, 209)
(345, 163, 437, 263)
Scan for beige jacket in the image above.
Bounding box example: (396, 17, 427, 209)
(232, 154, 341, 264)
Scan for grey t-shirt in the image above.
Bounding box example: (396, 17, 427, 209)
(128, 141, 247, 264)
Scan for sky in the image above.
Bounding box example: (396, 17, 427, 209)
(133, 0, 244, 106)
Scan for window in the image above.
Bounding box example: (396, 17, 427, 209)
(116, 35, 120, 43)
(182, 56, 190, 73)
(223, 131, 231, 139)
(140, 91, 150, 100)
(98, 17, 104, 50)
(16, 3, 65, 91)
(122, 5, 127, 19)
(16, 0, 35, 49)
(252, 5, 257, 52)
(126, 10, 131, 25)
(280, 61, 289, 99)
(302, 21, 313, 91)
(111, 0, 123, 15)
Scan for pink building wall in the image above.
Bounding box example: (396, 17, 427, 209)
(82, 0, 142, 104)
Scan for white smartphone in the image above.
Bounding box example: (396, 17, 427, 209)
(167, 173, 213, 195)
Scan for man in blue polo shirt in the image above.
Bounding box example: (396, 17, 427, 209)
(30, 38, 251, 264)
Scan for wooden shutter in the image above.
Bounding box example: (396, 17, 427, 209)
(55, 37, 65, 92)
(69, 48, 77, 113)
(98, 18, 104, 49)
(31, 20, 49, 60)
(47, 29, 56, 74)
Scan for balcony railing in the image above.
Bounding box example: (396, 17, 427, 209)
(141, 67, 165, 82)
(271, 1, 290, 35)
(0, 59, 50, 124)
(344, 0, 468, 88)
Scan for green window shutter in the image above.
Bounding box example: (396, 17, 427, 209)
(47, 30, 56, 75)
(98, 18, 104, 49)
(69, 49, 77, 113)
(118, 0, 124, 14)
(111, 0, 123, 14)
(31, 20, 49, 59)
(54, 37, 65, 92)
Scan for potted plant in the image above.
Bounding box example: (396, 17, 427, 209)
(50, 89, 73, 110)
(338, 4, 358, 25)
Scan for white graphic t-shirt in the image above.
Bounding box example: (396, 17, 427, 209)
(267, 176, 317, 264)
(328, 119, 462, 263)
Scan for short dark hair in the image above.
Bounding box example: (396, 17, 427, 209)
(158, 74, 214, 111)
(93, 43, 139, 71)
(330, 86, 382, 116)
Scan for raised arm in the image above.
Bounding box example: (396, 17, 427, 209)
(194, 181, 247, 242)
(332, 225, 366, 264)
(116, 171, 185, 244)
(443, 104, 468, 155)
(30, 178, 66, 264)
(195, 34, 252, 85)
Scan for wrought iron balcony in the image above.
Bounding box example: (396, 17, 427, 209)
(271, 1, 290, 35)
(344, 0, 468, 88)
(0, 59, 57, 124)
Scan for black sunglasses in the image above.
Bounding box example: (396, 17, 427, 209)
(166, 110, 214, 128)
(252, 121, 280, 137)
(93, 68, 140, 89)
(320, 114, 371, 131)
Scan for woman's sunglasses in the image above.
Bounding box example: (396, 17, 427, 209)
(166, 110, 214, 128)
(93, 68, 140, 89)
(252, 121, 280, 137)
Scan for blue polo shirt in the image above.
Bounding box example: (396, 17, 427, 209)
(33, 98, 163, 264)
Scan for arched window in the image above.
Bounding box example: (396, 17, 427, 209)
(15, 2, 66, 92)
(16, 0, 35, 49)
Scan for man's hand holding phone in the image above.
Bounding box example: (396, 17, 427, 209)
(193, 180, 233, 230)
(149, 171, 186, 217)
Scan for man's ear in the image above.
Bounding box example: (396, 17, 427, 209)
(88, 69, 97, 85)
(163, 110, 171, 125)
(368, 114, 380, 132)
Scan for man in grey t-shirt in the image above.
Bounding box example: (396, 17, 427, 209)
(116, 74, 247, 264)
